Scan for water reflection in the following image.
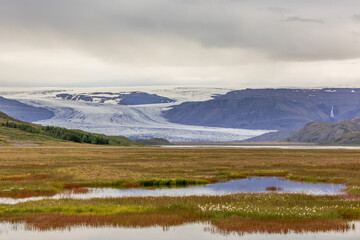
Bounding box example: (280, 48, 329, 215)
(162, 145, 360, 149)
(0, 177, 346, 204)
(0, 222, 359, 240)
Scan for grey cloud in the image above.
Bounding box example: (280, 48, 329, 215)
(283, 16, 324, 24)
(353, 14, 360, 23)
(267, 6, 291, 16)
(0, 0, 359, 63)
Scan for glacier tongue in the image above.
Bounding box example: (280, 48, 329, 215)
(2, 87, 272, 142)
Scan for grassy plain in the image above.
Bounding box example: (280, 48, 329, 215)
(0, 147, 359, 233)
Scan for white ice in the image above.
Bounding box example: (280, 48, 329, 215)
(1, 87, 273, 142)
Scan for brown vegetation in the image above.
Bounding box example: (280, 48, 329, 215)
(266, 186, 283, 191)
(2, 174, 49, 182)
(0, 147, 359, 233)
(209, 218, 353, 235)
(1, 213, 353, 235)
(0, 147, 359, 197)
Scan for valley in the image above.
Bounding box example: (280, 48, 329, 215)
(2, 1, 360, 238)
(4, 87, 360, 143)
(0, 90, 360, 237)
(0, 87, 271, 142)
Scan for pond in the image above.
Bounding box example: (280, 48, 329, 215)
(162, 145, 360, 150)
(0, 222, 359, 240)
(0, 177, 346, 204)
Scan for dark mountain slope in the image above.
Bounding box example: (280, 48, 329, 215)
(134, 138, 173, 145)
(287, 117, 360, 143)
(243, 128, 300, 142)
(164, 88, 360, 130)
(0, 96, 54, 122)
(332, 131, 360, 144)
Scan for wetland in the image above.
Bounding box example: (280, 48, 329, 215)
(0, 147, 359, 236)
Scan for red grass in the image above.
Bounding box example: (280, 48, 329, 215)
(1, 212, 198, 231)
(0, 214, 353, 235)
(0, 190, 56, 199)
(209, 218, 353, 235)
(265, 186, 283, 191)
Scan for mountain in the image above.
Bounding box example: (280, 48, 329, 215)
(332, 131, 360, 144)
(243, 128, 300, 142)
(0, 96, 54, 122)
(287, 117, 360, 143)
(0, 111, 137, 146)
(7, 87, 360, 142)
(164, 88, 360, 130)
(0, 88, 269, 142)
(134, 138, 173, 145)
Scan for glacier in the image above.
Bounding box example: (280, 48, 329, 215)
(1, 87, 272, 142)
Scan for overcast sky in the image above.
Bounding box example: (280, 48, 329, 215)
(1, 0, 360, 88)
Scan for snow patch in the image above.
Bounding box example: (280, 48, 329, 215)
(330, 105, 335, 118)
(103, 99, 121, 105)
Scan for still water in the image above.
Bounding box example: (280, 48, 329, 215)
(162, 145, 360, 149)
(0, 177, 346, 204)
(0, 222, 359, 240)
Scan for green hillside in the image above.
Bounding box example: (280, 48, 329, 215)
(0, 111, 137, 146)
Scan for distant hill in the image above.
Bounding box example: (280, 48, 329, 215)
(0, 96, 54, 122)
(287, 117, 360, 144)
(243, 128, 300, 142)
(134, 138, 173, 145)
(164, 88, 360, 130)
(0, 111, 137, 146)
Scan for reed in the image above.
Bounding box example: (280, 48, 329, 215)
(0, 214, 353, 235)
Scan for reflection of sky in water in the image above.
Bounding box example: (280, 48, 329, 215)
(0, 222, 359, 240)
(163, 145, 360, 150)
(0, 177, 346, 205)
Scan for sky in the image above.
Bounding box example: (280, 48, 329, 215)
(1, 0, 360, 88)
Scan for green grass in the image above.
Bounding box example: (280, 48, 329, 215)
(0, 194, 359, 220)
(0, 126, 63, 143)
(0, 111, 137, 146)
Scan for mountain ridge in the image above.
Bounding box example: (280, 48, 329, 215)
(287, 117, 360, 144)
(0, 96, 54, 122)
(164, 88, 360, 130)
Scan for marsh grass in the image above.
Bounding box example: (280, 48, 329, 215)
(208, 218, 353, 235)
(0, 147, 359, 228)
(0, 195, 356, 235)
(0, 194, 359, 219)
(139, 179, 208, 187)
(0, 148, 359, 194)
(2, 174, 49, 182)
(265, 186, 283, 191)
(0, 147, 359, 197)
(1, 214, 353, 235)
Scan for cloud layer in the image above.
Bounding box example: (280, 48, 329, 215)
(0, 0, 360, 87)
